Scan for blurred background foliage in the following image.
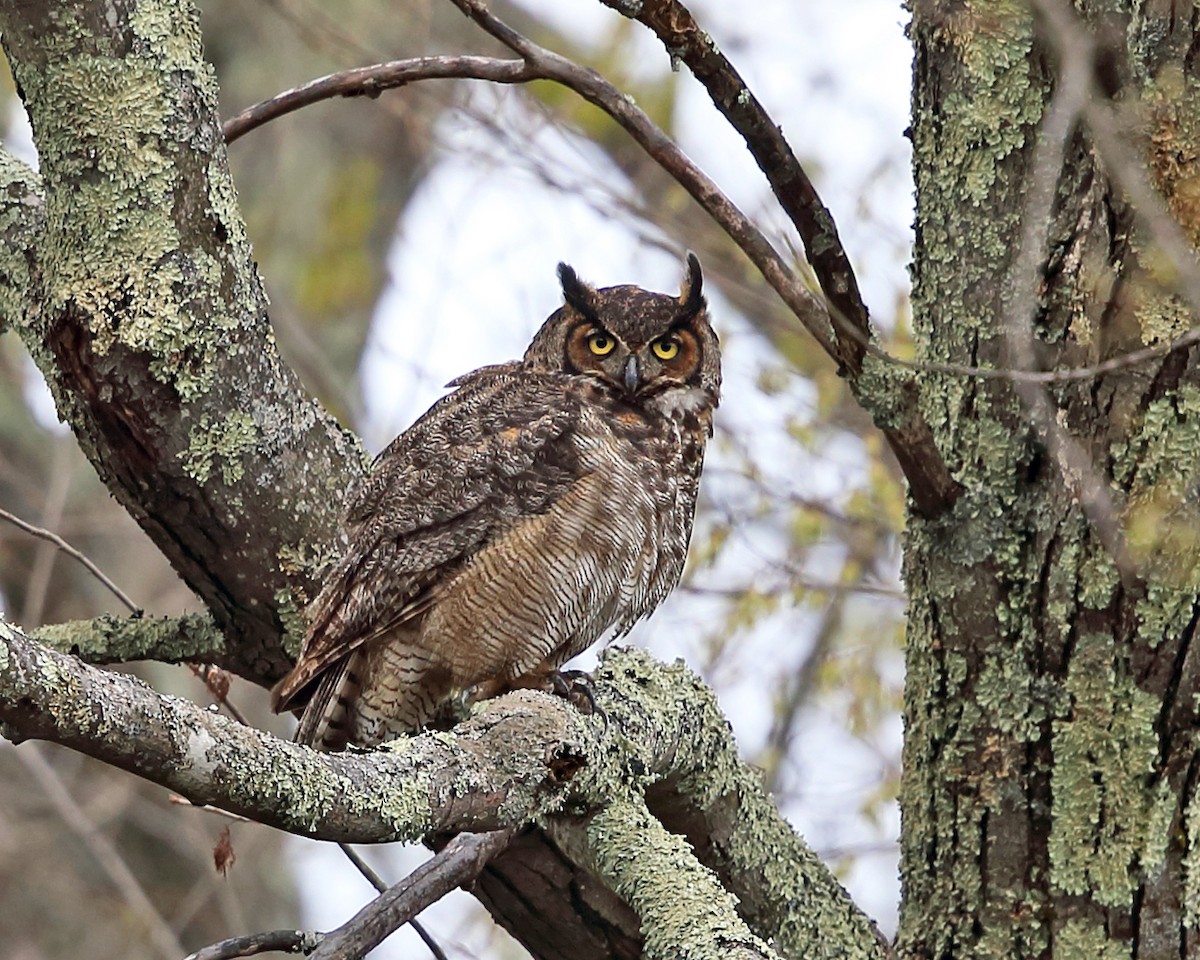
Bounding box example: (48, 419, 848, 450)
(0, 0, 910, 956)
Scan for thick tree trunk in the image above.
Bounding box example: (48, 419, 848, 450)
(902, 3, 1200, 957)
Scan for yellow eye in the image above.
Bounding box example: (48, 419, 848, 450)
(651, 338, 680, 361)
(588, 331, 616, 356)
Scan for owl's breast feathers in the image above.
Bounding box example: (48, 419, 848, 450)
(272, 363, 710, 745)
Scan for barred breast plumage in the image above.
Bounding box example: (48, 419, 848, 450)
(272, 255, 721, 750)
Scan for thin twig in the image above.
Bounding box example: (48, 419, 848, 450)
(444, 0, 839, 360)
(169, 795, 254, 823)
(222, 56, 535, 143)
(336, 842, 448, 958)
(311, 830, 516, 960)
(0, 505, 138, 613)
(183, 928, 322, 960)
(20, 439, 73, 625)
(338, 842, 388, 893)
(0, 505, 252, 722)
(17, 745, 187, 960)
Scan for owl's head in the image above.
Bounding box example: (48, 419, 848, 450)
(525, 254, 721, 417)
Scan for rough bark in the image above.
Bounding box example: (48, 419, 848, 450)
(0, 1, 363, 686)
(902, 2, 1200, 958)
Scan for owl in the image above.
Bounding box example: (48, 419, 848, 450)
(271, 254, 721, 750)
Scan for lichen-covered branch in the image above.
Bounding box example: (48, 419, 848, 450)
(0, 617, 887, 957)
(0, 616, 605, 840)
(33, 612, 225, 666)
(0, 149, 43, 338)
(598, 651, 892, 960)
(0, 0, 363, 685)
(551, 792, 778, 960)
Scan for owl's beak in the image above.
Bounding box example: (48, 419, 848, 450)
(622, 355, 641, 394)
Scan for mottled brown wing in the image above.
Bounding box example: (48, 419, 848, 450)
(271, 366, 583, 712)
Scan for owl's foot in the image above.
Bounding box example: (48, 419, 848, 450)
(549, 669, 607, 728)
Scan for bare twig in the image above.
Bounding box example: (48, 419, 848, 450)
(597, 0, 873, 375)
(0, 504, 253, 721)
(338, 843, 388, 893)
(20, 439, 73, 625)
(183, 928, 322, 960)
(222, 56, 535, 144)
(17, 746, 187, 960)
(169, 795, 254, 823)
(311, 830, 515, 960)
(335, 843, 449, 960)
(187, 835, 508, 960)
(0, 505, 138, 613)
(445, 0, 837, 358)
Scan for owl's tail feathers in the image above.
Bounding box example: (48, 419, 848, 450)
(290, 651, 366, 753)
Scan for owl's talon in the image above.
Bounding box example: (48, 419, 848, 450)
(549, 670, 607, 729)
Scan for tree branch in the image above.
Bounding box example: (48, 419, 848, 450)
(0, 618, 887, 956)
(445, 0, 960, 516)
(223, 56, 536, 144)
(0, 616, 602, 841)
(184, 928, 322, 960)
(33, 613, 226, 666)
(598, 0, 872, 377)
(311, 829, 514, 960)
(551, 792, 779, 960)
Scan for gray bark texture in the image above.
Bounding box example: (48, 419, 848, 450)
(0, 2, 890, 958)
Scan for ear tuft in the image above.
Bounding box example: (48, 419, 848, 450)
(557, 262, 597, 316)
(678, 252, 705, 316)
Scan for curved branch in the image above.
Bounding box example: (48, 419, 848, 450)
(224, 56, 535, 144)
(184, 929, 321, 960)
(598, 0, 872, 377)
(551, 792, 778, 960)
(0, 617, 600, 841)
(444, 0, 959, 516)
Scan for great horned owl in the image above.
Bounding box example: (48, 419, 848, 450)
(271, 255, 721, 750)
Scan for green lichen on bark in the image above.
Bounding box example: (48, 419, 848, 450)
(567, 792, 775, 960)
(180, 411, 259, 485)
(1117, 386, 1200, 650)
(1054, 919, 1132, 960)
(6, 3, 254, 401)
(592, 649, 887, 959)
(1184, 788, 1200, 925)
(0, 150, 42, 336)
(0, 0, 366, 680)
(902, 3, 1057, 958)
(1048, 632, 1163, 905)
(33, 612, 224, 664)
